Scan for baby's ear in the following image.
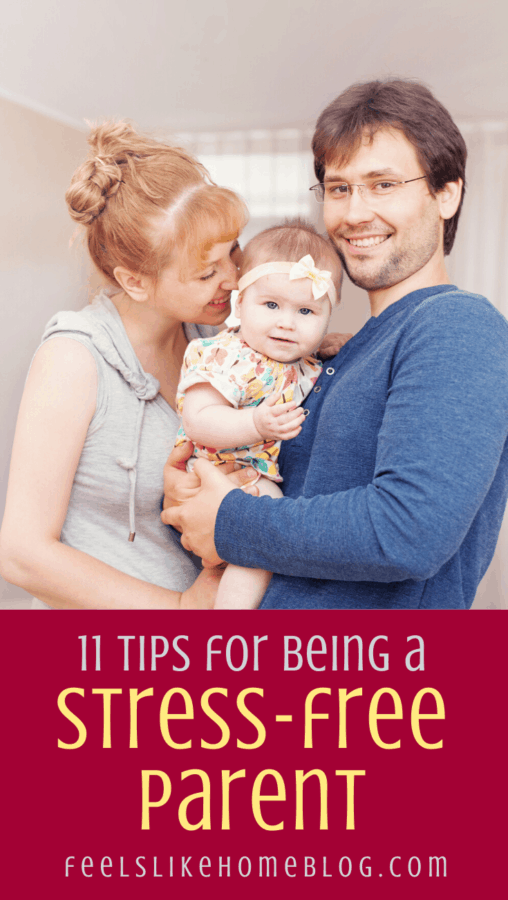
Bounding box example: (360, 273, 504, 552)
(235, 293, 243, 317)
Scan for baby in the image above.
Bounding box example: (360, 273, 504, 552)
(175, 219, 342, 609)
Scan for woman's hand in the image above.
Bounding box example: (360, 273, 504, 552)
(317, 332, 353, 359)
(253, 392, 305, 441)
(180, 566, 224, 609)
(162, 442, 202, 508)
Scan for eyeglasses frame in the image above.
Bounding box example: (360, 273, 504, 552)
(309, 174, 428, 203)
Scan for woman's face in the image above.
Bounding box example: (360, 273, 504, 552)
(153, 239, 242, 325)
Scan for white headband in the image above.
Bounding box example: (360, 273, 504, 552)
(237, 254, 338, 306)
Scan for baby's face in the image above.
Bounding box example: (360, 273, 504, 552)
(236, 273, 331, 362)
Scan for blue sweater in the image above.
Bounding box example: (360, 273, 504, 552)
(215, 286, 508, 609)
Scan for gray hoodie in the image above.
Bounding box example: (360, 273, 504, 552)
(32, 292, 215, 609)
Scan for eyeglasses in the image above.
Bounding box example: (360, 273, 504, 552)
(309, 175, 427, 203)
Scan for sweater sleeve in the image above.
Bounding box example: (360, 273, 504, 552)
(215, 297, 508, 582)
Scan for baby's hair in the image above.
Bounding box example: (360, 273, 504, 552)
(241, 218, 343, 295)
(66, 120, 248, 285)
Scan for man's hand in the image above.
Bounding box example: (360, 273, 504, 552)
(253, 392, 305, 441)
(162, 459, 236, 566)
(317, 332, 353, 359)
(163, 442, 258, 512)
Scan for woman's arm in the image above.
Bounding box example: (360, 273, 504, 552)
(182, 382, 305, 446)
(0, 339, 212, 609)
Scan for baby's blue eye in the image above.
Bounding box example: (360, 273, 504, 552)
(266, 301, 279, 310)
(299, 307, 312, 315)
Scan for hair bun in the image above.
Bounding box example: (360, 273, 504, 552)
(65, 121, 142, 225)
(66, 157, 123, 225)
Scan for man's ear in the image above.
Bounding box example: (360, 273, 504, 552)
(437, 179, 463, 221)
(113, 266, 152, 303)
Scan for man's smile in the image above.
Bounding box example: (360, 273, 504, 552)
(346, 234, 391, 248)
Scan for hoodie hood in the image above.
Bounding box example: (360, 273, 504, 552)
(43, 295, 160, 401)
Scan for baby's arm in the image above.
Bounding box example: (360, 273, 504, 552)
(214, 565, 273, 610)
(182, 382, 305, 447)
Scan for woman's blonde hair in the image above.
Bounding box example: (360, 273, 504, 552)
(66, 121, 248, 284)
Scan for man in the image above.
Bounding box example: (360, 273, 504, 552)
(163, 79, 508, 609)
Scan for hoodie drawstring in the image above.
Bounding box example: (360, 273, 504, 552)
(117, 398, 146, 541)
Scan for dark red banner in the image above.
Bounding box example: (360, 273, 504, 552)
(2, 611, 506, 898)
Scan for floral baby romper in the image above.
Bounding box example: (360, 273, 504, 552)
(175, 327, 322, 481)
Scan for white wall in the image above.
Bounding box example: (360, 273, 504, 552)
(0, 97, 92, 600)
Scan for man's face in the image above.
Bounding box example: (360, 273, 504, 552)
(323, 128, 444, 293)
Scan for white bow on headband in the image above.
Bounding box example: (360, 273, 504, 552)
(237, 254, 337, 306)
(289, 254, 333, 301)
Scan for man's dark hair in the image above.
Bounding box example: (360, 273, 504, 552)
(312, 79, 467, 255)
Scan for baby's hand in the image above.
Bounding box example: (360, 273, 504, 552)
(253, 392, 306, 441)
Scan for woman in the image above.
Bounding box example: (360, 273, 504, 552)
(0, 120, 248, 609)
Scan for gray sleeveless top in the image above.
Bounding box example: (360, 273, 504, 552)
(32, 293, 216, 609)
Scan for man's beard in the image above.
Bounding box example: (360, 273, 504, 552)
(334, 244, 406, 291)
(331, 224, 440, 292)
